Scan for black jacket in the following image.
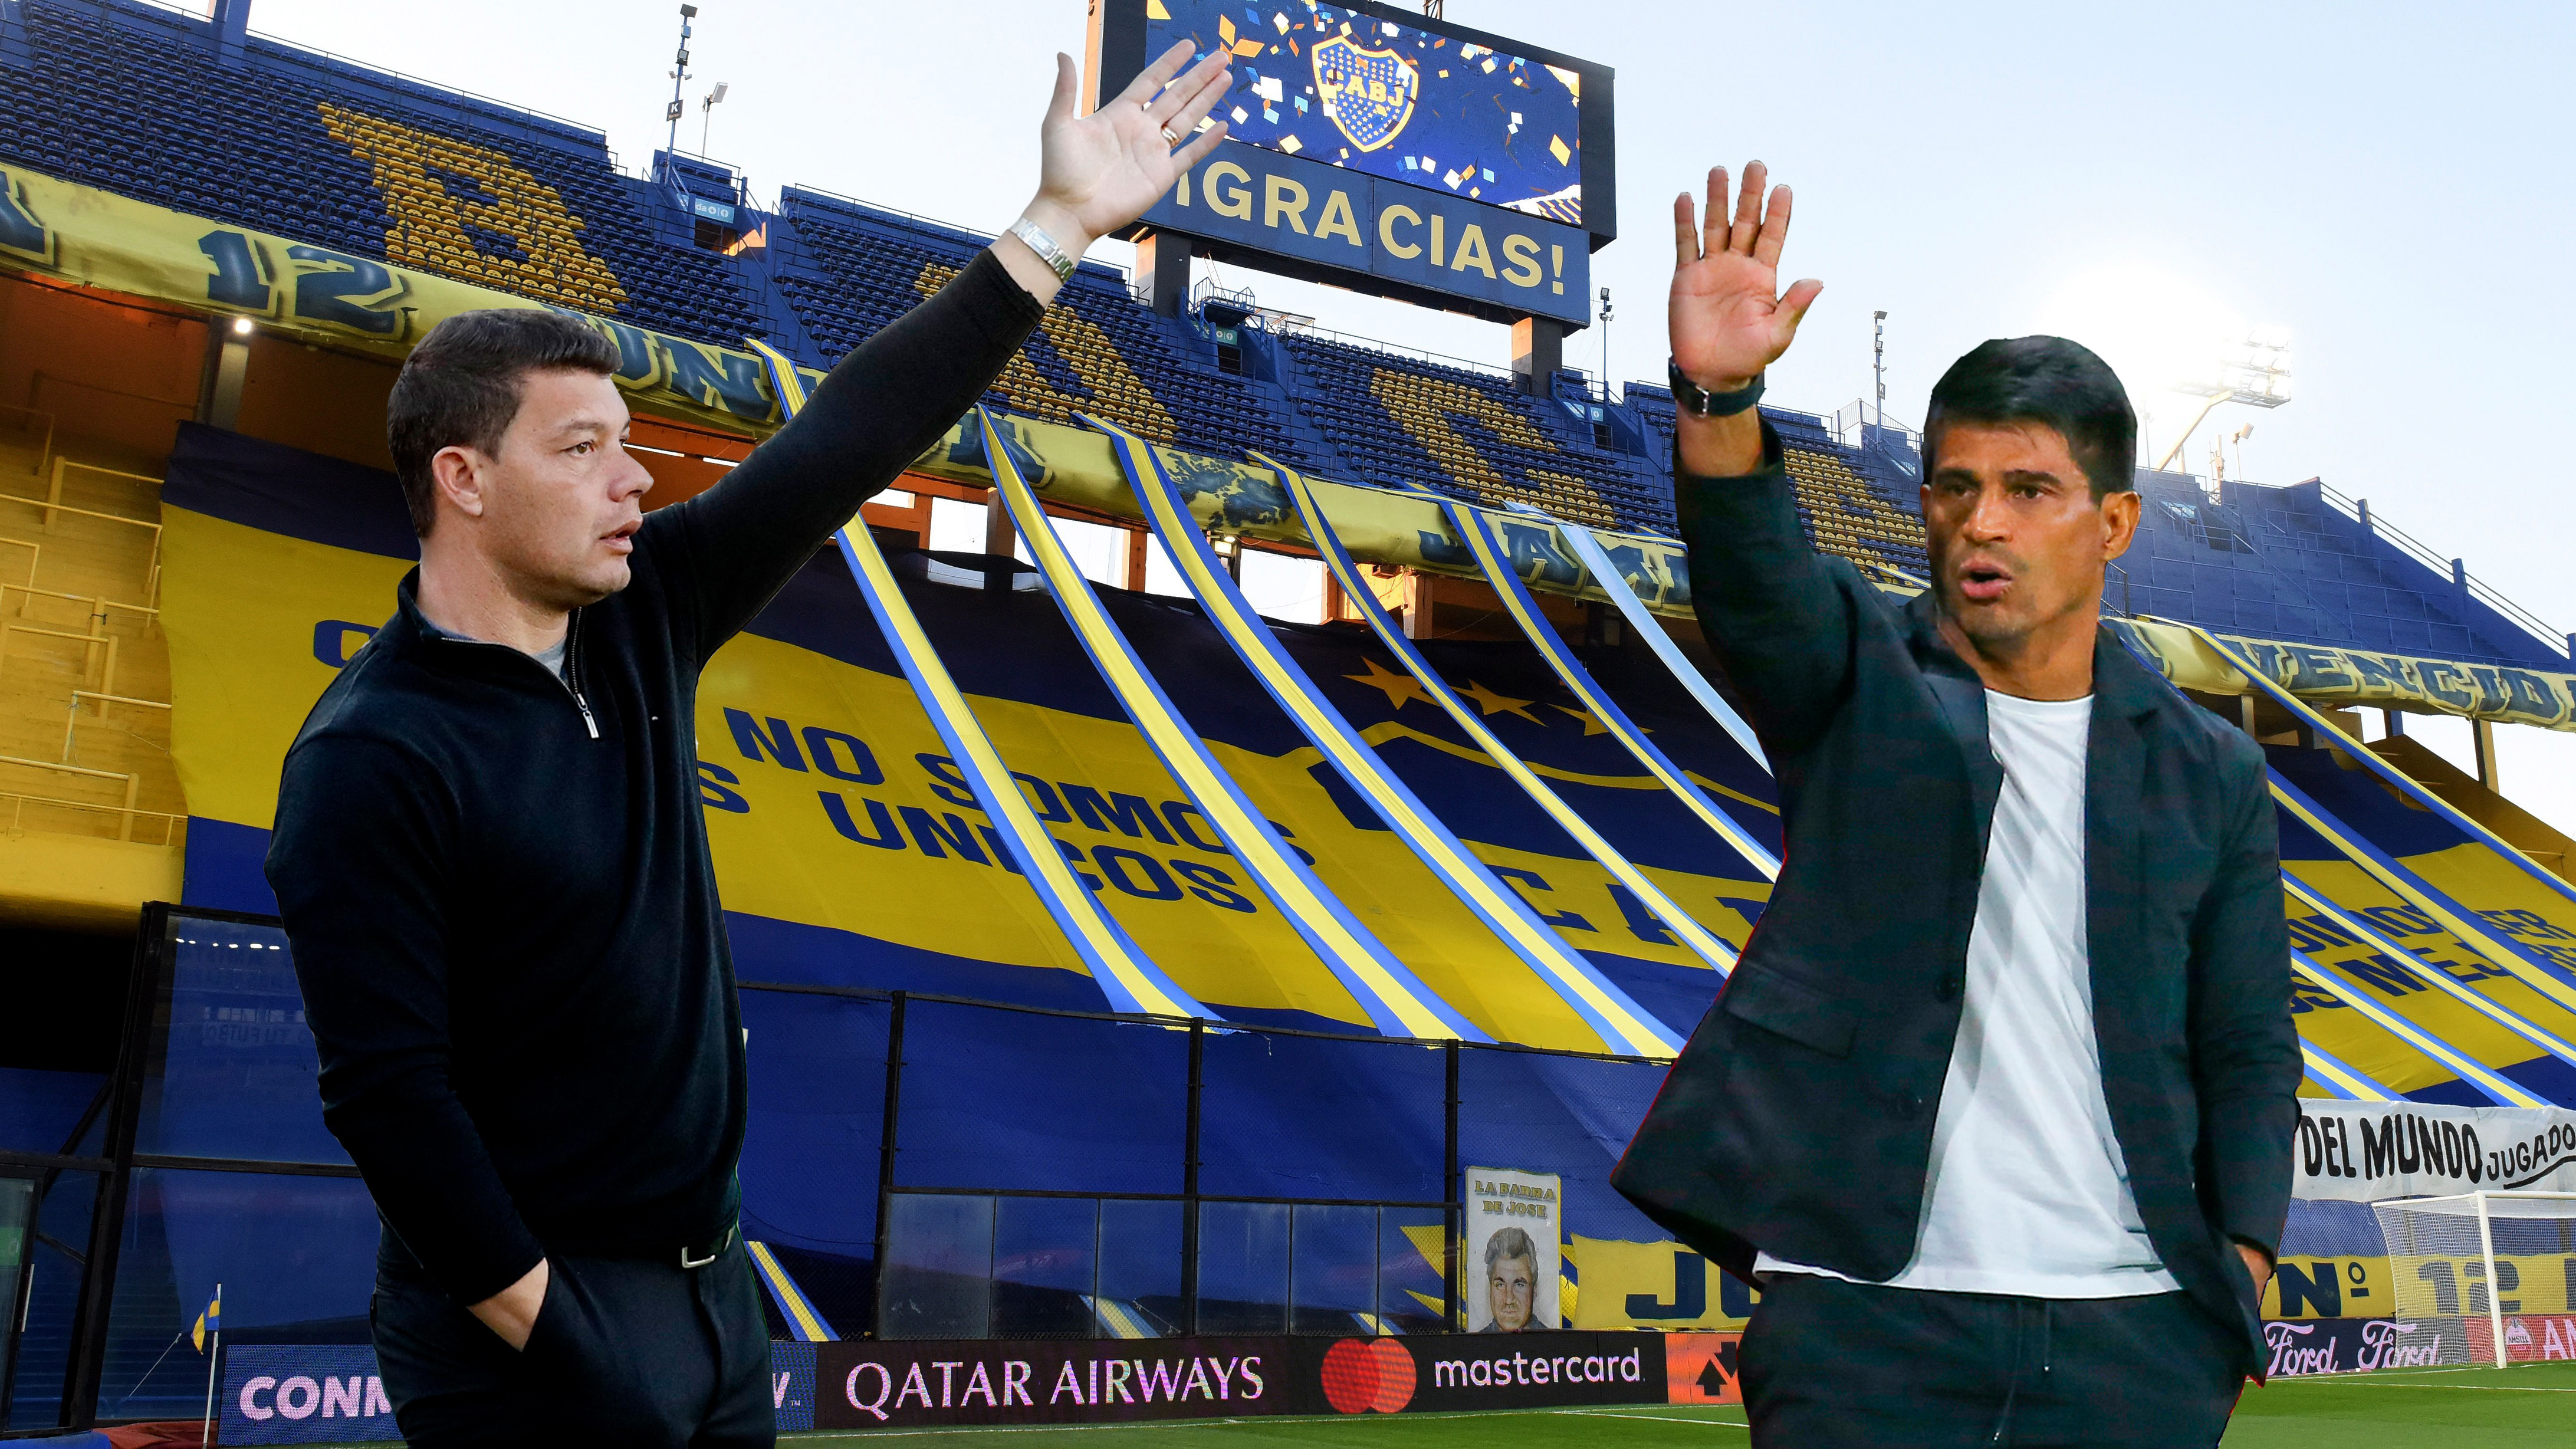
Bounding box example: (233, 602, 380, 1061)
(266, 251, 1041, 1305)
(1611, 424, 2302, 1371)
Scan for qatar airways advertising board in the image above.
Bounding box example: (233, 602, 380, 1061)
(214, 1332, 1739, 1437)
(813, 1330, 1740, 1429)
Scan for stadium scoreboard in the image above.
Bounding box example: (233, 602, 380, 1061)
(1089, 0, 1614, 327)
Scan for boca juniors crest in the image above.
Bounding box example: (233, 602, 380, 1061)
(1313, 34, 1417, 153)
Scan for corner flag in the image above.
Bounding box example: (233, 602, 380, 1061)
(192, 1287, 221, 1353)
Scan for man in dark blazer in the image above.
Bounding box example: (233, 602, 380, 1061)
(1612, 162, 2301, 1446)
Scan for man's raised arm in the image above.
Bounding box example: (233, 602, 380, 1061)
(1668, 163, 1857, 750)
(661, 41, 1234, 654)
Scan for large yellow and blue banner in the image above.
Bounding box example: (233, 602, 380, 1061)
(2112, 618, 2576, 733)
(159, 424, 1775, 1051)
(0, 159, 822, 436)
(160, 415, 2576, 1092)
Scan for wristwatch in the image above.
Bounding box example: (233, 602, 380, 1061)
(1668, 359, 1765, 418)
(1007, 216, 1078, 284)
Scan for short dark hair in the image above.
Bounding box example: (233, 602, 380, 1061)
(1923, 336, 2136, 500)
(387, 309, 620, 536)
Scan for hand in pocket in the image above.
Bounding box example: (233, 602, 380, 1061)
(466, 1259, 550, 1352)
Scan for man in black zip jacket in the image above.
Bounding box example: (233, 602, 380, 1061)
(265, 45, 1232, 1448)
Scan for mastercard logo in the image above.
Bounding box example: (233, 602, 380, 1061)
(1320, 1338, 1417, 1415)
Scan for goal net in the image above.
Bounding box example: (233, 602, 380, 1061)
(2371, 1191, 2576, 1368)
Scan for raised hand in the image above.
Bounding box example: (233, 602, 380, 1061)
(1026, 40, 1233, 256)
(1671, 162, 1822, 392)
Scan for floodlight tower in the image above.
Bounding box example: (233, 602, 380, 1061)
(1872, 310, 1888, 426)
(1598, 286, 1614, 399)
(664, 5, 697, 165)
(2154, 331, 2291, 495)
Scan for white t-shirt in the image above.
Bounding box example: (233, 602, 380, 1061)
(1757, 690, 2180, 1298)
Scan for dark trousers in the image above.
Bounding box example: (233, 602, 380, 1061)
(372, 1234, 774, 1448)
(1741, 1274, 2243, 1448)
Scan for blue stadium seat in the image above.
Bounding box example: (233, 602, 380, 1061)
(769, 189, 1312, 467)
(0, 0, 765, 344)
(1627, 383, 1933, 577)
(5, 0, 2558, 669)
(1269, 330, 1674, 533)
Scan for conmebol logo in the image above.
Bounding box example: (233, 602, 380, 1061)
(238, 1372, 391, 1421)
(221, 1345, 403, 1444)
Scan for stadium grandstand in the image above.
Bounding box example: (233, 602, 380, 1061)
(4, 0, 2576, 1440)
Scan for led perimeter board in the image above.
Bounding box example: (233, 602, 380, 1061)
(1089, 0, 1614, 327)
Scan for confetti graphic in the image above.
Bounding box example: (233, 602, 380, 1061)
(1151, 0, 1583, 224)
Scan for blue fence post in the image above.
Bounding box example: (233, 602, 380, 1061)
(1441, 1040, 1460, 1333)
(63, 905, 170, 1428)
(869, 991, 905, 1342)
(1179, 1017, 1204, 1338)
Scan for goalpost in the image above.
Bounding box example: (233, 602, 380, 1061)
(2371, 1191, 2576, 1369)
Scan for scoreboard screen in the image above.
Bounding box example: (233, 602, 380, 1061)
(1089, 0, 1613, 325)
(1147, 0, 1585, 226)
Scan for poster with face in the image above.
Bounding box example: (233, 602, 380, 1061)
(1464, 1167, 1562, 1332)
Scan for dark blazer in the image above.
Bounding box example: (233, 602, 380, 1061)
(1611, 425, 2302, 1372)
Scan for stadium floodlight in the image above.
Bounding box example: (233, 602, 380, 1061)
(700, 81, 729, 155)
(2225, 422, 2255, 482)
(2151, 329, 2291, 475)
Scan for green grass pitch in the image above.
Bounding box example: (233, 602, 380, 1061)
(747, 1362, 2576, 1446)
(2220, 1360, 2576, 1447)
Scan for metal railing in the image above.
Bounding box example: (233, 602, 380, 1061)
(1829, 397, 1922, 451)
(775, 185, 1135, 288)
(655, 150, 765, 230)
(1270, 323, 1521, 383)
(2308, 480, 2569, 662)
(0, 754, 175, 845)
(1562, 370, 1621, 406)
(1188, 277, 1261, 316)
(0, 446, 178, 852)
(0, 402, 54, 478)
(0, 459, 165, 604)
(0, 785, 183, 847)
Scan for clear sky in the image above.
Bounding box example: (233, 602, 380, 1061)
(241, 0, 2576, 829)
